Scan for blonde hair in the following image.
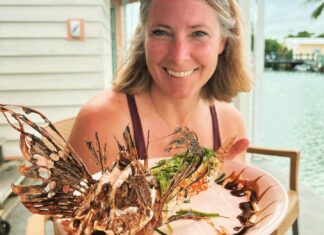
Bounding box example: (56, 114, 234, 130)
(113, 0, 252, 102)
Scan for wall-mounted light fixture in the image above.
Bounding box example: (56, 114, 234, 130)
(66, 19, 85, 40)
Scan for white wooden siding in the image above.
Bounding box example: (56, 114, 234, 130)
(0, 22, 103, 38)
(0, 73, 103, 90)
(0, 39, 104, 55)
(0, 0, 112, 156)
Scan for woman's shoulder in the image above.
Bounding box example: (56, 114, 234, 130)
(212, 100, 245, 140)
(69, 90, 131, 173)
(74, 90, 130, 132)
(82, 90, 127, 113)
(213, 100, 243, 122)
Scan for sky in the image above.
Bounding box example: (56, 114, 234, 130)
(263, 0, 324, 40)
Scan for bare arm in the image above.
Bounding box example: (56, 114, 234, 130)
(68, 106, 101, 174)
(216, 101, 249, 162)
(68, 91, 130, 174)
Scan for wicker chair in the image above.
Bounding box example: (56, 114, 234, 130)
(25, 118, 300, 235)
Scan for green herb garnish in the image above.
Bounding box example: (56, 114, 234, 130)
(151, 148, 220, 195)
(175, 209, 227, 218)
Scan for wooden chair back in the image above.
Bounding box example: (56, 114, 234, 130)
(247, 147, 300, 235)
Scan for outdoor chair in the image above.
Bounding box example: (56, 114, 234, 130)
(22, 118, 299, 235)
(247, 147, 300, 235)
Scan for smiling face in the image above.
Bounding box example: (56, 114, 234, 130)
(144, 0, 226, 99)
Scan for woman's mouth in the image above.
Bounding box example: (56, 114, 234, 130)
(166, 69, 195, 78)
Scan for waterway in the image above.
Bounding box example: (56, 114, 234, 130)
(255, 70, 324, 196)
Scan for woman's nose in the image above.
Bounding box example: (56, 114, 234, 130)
(168, 36, 190, 65)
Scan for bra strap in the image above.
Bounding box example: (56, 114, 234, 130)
(126, 94, 147, 160)
(210, 105, 221, 151)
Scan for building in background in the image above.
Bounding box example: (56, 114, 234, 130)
(284, 37, 324, 63)
(0, 0, 121, 156)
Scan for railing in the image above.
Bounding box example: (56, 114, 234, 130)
(266, 53, 323, 62)
(265, 53, 324, 71)
(293, 53, 317, 61)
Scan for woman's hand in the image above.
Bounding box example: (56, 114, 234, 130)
(227, 138, 250, 160)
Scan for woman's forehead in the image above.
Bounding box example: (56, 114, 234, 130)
(146, 0, 218, 28)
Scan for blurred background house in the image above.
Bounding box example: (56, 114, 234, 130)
(0, 0, 114, 157)
(284, 37, 324, 71)
(0, 0, 119, 231)
(284, 37, 324, 55)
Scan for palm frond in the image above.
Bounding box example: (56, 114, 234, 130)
(311, 2, 324, 19)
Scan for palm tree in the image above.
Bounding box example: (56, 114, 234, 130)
(305, 0, 324, 19)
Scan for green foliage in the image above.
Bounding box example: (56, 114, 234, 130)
(286, 31, 324, 38)
(297, 31, 315, 37)
(286, 31, 314, 38)
(312, 2, 324, 19)
(304, 0, 324, 19)
(265, 39, 293, 59)
(265, 39, 281, 54)
(286, 34, 296, 38)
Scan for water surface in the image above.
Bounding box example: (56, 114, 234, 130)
(256, 70, 324, 196)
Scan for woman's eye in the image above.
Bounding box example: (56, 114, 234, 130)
(191, 31, 208, 38)
(151, 29, 170, 37)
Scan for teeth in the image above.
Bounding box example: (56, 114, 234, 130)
(167, 69, 194, 78)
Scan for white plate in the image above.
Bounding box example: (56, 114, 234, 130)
(55, 159, 288, 235)
(151, 159, 288, 235)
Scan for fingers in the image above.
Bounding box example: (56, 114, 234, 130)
(227, 138, 250, 160)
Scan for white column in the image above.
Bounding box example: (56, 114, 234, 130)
(123, 1, 140, 52)
(252, 0, 265, 144)
(235, 0, 253, 141)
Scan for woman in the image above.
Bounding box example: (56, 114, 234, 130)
(69, 0, 252, 174)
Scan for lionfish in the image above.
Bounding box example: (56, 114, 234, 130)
(0, 104, 235, 235)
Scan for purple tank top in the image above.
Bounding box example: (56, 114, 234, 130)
(126, 94, 221, 160)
